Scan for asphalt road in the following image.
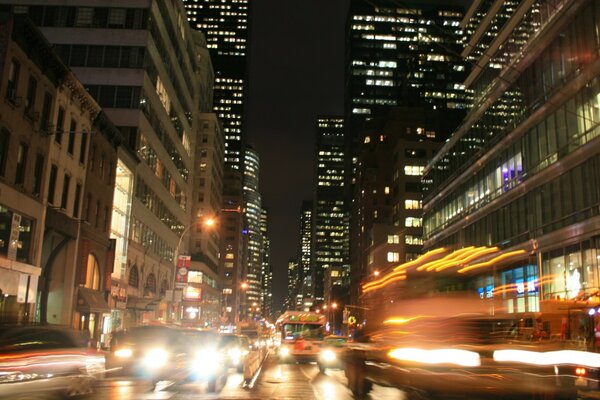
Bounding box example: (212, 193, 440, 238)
(91, 354, 406, 400)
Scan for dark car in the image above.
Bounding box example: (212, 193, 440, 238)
(106, 325, 187, 386)
(317, 335, 348, 373)
(0, 325, 105, 399)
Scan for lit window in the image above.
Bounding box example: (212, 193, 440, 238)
(405, 200, 422, 209)
(405, 217, 422, 227)
(387, 252, 400, 262)
(404, 165, 424, 176)
(384, 186, 390, 194)
(387, 235, 400, 244)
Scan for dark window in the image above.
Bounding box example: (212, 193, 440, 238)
(405, 148, 427, 158)
(405, 182, 422, 192)
(47, 165, 58, 204)
(85, 193, 91, 221)
(55, 107, 65, 144)
(24, 76, 37, 117)
(128, 265, 139, 288)
(61, 174, 70, 210)
(32, 154, 44, 196)
(104, 46, 120, 67)
(99, 154, 105, 179)
(15, 142, 28, 185)
(67, 120, 76, 155)
(79, 130, 87, 164)
(95, 199, 100, 227)
(40, 93, 52, 131)
(86, 46, 103, 67)
(104, 206, 109, 232)
(69, 45, 87, 66)
(73, 183, 82, 218)
(0, 129, 9, 177)
(89, 145, 96, 171)
(6, 59, 19, 102)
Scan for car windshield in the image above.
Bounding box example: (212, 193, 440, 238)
(283, 323, 324, 340)
(219, 334, 239, 347)
(323, 336, 347, 347)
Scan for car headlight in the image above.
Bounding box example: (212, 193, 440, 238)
(194, 348, 223, 376)
(114, 348, 133, 358)
(279, 347, 290, 357)
(144, 348, 169, 368)
(320, 350, 336, 362)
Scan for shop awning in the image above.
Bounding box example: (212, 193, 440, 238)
(77, 287, 111, 313)
(127, 296, 159, 311)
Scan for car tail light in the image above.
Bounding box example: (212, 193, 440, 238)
(576, 367, 587, 376)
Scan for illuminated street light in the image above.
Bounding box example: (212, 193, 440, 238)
(332, 302, 338, 309)
(374, 270, 380, 276)
(323, 304, 328, 310)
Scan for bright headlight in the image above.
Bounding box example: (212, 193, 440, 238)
(321, 350, 336, 362)
(114, 348, 133, 358)
(194, 348, 223, 375)
(388, 348, 480, 367)
(144, 348, 169, 368)
(228, 347, 242, 359)
(279, 347, 290, 357)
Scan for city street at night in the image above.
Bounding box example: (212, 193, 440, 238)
(93, 355, 403, 400)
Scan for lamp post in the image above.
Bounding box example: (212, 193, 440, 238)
(171, 215, 216, 323)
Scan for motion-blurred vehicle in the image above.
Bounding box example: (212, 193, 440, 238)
(344, 297, 582, 400)
(317, 335, 348, 373)
(0, 325, 105, 399)
(276, 311, 326, 362)
(106, 325, 187, 386)
(179, 329, 229, 392)
(218, 333, 251, 372)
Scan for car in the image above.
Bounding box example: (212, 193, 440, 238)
(106, 325, 187, 387)
(317, 335, 347, 373)
(0, 325, 105, 400)
(179, 329, 229, 392)
(344, 315, 581, 400)
(218, 333, 251, 372)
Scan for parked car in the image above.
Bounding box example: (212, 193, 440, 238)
(0, 325, 105, 399)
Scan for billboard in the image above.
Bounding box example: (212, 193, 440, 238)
(175, 255, 191, 288)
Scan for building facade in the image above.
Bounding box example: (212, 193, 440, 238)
(243, 145, 262, 318)
(9, 1, 210, 328)
(422, 0, 600, 339)
(299, 200, 314, 309)
(314, 117, 350, 306)
(184, 0, 249, 171)
(260, 207, 272, 319)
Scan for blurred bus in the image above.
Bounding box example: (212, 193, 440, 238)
(275, 311, 326, 361)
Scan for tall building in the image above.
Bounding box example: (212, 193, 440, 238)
(10, 1, 210, 328)
(286, 259, 300, 311)
(347, 0, 469, 130)
(219, 169, 244, 325)
(299, 200, 314, 308)
(349, 107, 458, 306)
(314, 117, 350, 305)
(184, 0, 249, 171)
(422, 0, 600, 338)
(243, 145, 262, 318)
(260, 208, 273, 319)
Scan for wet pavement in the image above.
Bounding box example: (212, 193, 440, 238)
(92, 354, 406, 400)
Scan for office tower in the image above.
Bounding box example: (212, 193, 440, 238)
(349, 107, 458, 306)
(9, 1, 211, 328)
(347, 0, 469, 125)
(220, 169, 244, 325)
(299, 200, 314, 308)
(184, 0, 249, 171)
(314, 117, 350, 305)
(243, 145, 262, 317)
(422, 0, 600, 331)
(260, 208, 273, 319)
(286, 259, 300, 311)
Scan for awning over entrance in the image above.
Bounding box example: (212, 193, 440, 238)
(127, 296, 159, 311)
(77, 287, 111, 313)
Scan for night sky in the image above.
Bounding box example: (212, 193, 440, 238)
(246, 0, 350, 309)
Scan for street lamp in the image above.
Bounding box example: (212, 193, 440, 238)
(171, 214, 217, 323)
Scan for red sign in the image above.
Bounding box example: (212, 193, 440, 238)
(175, 255, 191, 288)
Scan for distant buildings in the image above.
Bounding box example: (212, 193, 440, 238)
(260, 208, 273, 319)
(184, 0, 249, 171)
(314, 117, 350, 306)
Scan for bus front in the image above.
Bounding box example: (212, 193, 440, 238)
(277, 312, 326, 362)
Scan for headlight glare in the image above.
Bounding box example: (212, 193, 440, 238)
(144, 348, 169, 368)
(321, 349, 336, 362)
(114, 348, 133, 358)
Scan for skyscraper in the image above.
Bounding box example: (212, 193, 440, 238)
(243, 145, 262, 317)
(314, 117, 350, 305)
(347, 0, 468, 133)
(299, 200, 314, 308)
(260, 208, 273, 319)
(184, 0, 249, 171)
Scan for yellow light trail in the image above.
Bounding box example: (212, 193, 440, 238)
(457, 250, 527, 273)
